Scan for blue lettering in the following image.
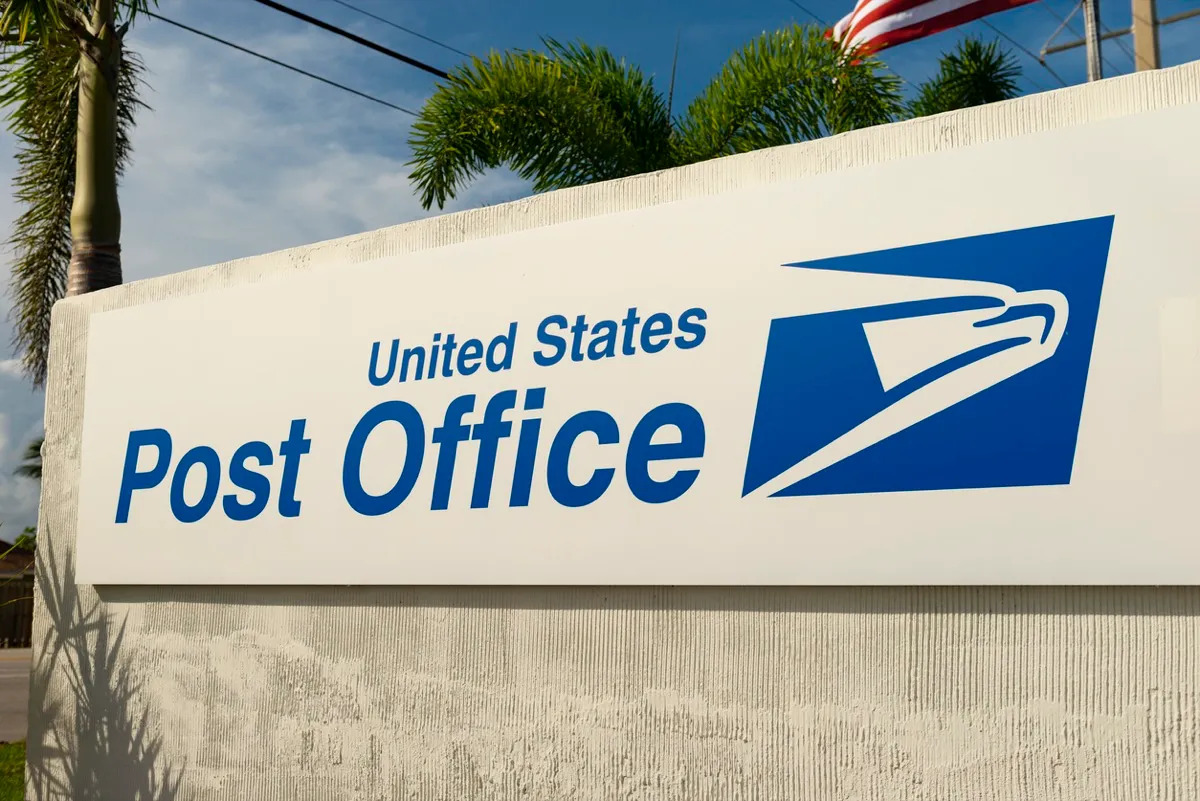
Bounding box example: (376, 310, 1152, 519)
(626, 403, 705, 503)
(115, 428, 173, 524)
(343, 401, 425, 516)
(470, 390, 517, 508)
(399, 346, 425, 382)
(428, 333, 442, 379)
(222, 441, 274, 521)
(569, 314, 589, 362)
(675, 307, 707, 349)
(440, 332, 458, 377)
(431, 394, 476, 510)
(587, 320, 618, 360)
(116, 421, 312, 525)
(368, 340, 399, 386)
(278, 419, 310, 518)
(115, 385, 709, 525)
(486, 323, 517, 372)
(509, 388, 545, 507)
(640, 312, 674, 354)
(170, 446, 221, 523)
(535, 315, 568, 366)
(546, 410, 619, 508)
(457, 338, 484, 375)
(620, 307, 641, 356)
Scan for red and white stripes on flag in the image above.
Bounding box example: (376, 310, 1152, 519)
(829, 0, 1037, 54)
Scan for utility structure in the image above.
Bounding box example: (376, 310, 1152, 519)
(1043, 0, 1200, 80)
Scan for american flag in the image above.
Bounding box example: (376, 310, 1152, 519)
(829, 0, 1038, 54)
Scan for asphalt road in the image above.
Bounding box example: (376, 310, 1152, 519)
(0, 649, 30, 743)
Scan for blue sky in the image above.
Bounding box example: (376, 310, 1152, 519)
(0, 0, 1198, 534)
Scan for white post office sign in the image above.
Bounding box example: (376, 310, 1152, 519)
(76, 103, 1200, 585)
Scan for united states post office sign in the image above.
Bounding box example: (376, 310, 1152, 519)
(75, 102, 1200, 585)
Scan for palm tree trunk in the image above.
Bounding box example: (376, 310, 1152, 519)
(67, 0, 122, 297)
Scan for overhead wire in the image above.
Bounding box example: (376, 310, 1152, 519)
(248, 0, 451, 79)
(1059, 0, 1136, 67)
(151, 1, 1092, 126)
(1038, 0, 1126, 75)
(977, 18, 1062, 87)
(1038, 1, 1084, 48)
(145, 12, 418, 115)
(1098, 19, 1137, 66)
(783, 0, 832, 26)
(322, 0, 472, 59)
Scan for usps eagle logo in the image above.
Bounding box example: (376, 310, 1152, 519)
(742, 216, 1115, 498)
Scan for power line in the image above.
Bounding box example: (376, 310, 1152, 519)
(146, 12, 417, 115)
(978, 22, 1050, 91)
(323, 0, 472, 59)
(1037, 0, 1125, 77)
(1038, 0, 1082, 39)
(1052, 0, 1135, 66)
(1099, 20, 1137, 65)
(784, 0, 830, 26)
(979, 18, 1067, 86)
(248, 0, 450, 79)
(1041, 5, 1200, 60)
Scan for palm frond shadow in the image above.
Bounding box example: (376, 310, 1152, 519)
(26, 536, 182, 800)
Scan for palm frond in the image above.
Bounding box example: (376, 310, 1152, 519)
(13, 528, 36, 550)
(407, 38, 672, 210)
(113, 0, 156, 28)
(1, 2, 158, 42)
(0, 0, 71, 45)
(3, 35, 76, 386)
(2, 25, 146, 385)
(908, 37, 1022, 118)
(822, 49, 907, 136)
(541, 38, 674, 175)
(15, 434, 43, 478)
(674, 25, 903, 163)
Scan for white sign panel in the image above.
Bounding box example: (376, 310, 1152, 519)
(76, 103, 1200, 585)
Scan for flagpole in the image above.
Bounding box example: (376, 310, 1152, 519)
(1082, 0, 1104, 81)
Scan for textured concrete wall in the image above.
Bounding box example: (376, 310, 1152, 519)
(29, 62, 1200, 800)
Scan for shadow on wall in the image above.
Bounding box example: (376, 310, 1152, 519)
(26, 536, 182, 801)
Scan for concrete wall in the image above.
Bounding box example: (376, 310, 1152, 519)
(29, 62, 1200, 800)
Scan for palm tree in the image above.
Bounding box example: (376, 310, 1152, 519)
(12, 435, 41, 549)
(409, 28, 1022, 210)
(15, 434, 42, 479)
(908, 37, 1022, 117)
(2, 0, 151, 386)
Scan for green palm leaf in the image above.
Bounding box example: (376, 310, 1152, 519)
(409, 24, 927, 209)
(908, 37, 1022, 118)
(675, 25, 903, 162)
(14, 435, 42, 479)
(408, 37, 672, 210)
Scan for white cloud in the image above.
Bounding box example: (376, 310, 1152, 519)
(0, 4, 532, 533)
(0, 380, 42, 533)
(115, 10, 528, 280)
